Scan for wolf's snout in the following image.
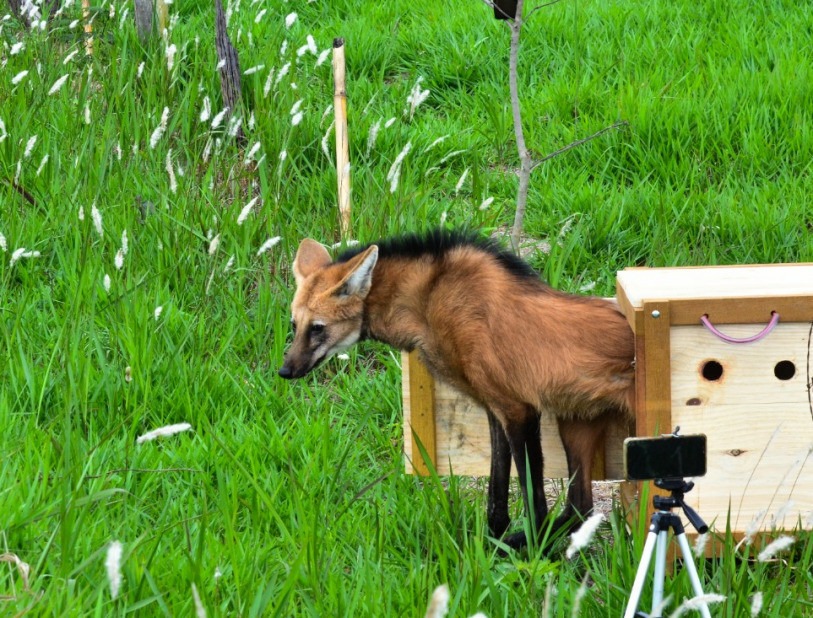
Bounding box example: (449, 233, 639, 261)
(277, 364, 294, 379)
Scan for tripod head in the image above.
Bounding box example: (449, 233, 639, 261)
(653, 478, 708, 534)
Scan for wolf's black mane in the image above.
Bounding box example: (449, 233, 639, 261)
(335, 229, 540, 283)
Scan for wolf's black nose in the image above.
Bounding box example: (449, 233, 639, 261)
(278, 365, 293, 379)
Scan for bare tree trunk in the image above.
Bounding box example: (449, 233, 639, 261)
(215, 0, 245, 143)
(133, 0, 154, 43)
(134, 0, 168, 44)
(7, 0, 22, 18)
(486, 0, 626, 254)
(508, 0, 531, 255)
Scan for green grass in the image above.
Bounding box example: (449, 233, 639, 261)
(1, 0, 812, 615)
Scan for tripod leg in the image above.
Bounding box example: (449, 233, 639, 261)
(675, 532, 712, 618)
(650, 530, 669, 617)
(623, 531, 658, 618)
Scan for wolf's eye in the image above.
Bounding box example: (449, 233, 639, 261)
(309, 323, 325, 335)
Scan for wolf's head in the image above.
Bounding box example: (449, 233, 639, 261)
(278, 239, 379, 379)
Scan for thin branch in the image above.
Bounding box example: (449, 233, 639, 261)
(83, 467, 203, 479)
(530, 120, 628, 171)
(9, 180, 36, 205)
(526, 0, 565, 19)
(479, 0, 515, 21)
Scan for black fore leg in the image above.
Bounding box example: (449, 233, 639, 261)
(486, 408, 512, 539)
(503, 411, 547, 550)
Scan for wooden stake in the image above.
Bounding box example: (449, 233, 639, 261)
(82, 0, 93, 55)
(332, 38, 351, 241)
(156, 0, 169, 36)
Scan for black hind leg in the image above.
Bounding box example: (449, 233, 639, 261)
(553, 415, 610, 533)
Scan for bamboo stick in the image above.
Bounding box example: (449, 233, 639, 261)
(82, 0, 93, 55)
(332, 38, 351, 241)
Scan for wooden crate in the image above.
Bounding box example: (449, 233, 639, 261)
(616, 263, 813, 538)
(402, 351, 629, 480)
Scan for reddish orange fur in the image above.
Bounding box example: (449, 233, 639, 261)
(281, 233, 635, 547)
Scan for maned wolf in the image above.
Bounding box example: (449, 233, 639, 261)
(279, 230, 635, 549)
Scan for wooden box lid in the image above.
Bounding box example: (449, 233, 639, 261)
(616, 263, 813, 328)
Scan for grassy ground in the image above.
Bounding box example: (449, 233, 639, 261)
(1, 0, 812, 615)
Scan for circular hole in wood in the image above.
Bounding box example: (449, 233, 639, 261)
(774, 360, 796, 381)
(701, 360, 724, 381)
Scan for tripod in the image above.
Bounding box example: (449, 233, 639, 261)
(623, 479, 711, 618)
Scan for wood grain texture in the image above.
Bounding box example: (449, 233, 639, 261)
(402, 353, 628, 478)
(618, 263, 813, 306)
(640, 301, 673, 437)
(215, 0, 245, 143)
(402, 351, 437, 475)
(669, 322, 813, 531)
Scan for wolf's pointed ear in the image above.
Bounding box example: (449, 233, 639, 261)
(293, 239, 332, 285)
(333, 245, 378, 298)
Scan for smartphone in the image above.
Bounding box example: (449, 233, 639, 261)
(624, 434, 707, 481)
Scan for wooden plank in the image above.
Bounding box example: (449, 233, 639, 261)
(614, 276, 639, 332)
(640, 301, 673, 437)
(617, 263, 813, 308)
(402, 353, 628, 479)
(670, 322, 813, 406)
(403, 350, 437, 475)
(672, 402, 813, 531)
(668, 296, 813, 326)
(416, 378, 627, 479)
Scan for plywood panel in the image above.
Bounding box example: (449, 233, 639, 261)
(403, 353, 628, 479)
(667, 321, 813, 532)
(672, 403, 813, 531)
(671, 322, 813, 406)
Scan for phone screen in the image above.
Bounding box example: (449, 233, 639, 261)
(624, 435, 707, 481)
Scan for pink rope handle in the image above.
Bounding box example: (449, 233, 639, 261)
(700, 311, 779, 344)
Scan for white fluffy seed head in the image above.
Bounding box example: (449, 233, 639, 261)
(208, 234, 220, 256)
(91, 203, 103, 237)
(424, 584, 449, 618)
(211, 107, 229, 129)
(757, 535, 795, 562)
(200, 96, 211, 123)
(48, 73, 69, 95)
(105, 541, 123, 599)
(670, 593, 726, 617)
(750, 592, 763, 617)
(256, 236, 281, 256)
(566, 512, 605, 559)
(150, 107, 170, 149)
(136, 422, 192, 444)
(237, 197, 258, 225)
(24, 134, 37, 158)
(315, 48, 330, 67)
